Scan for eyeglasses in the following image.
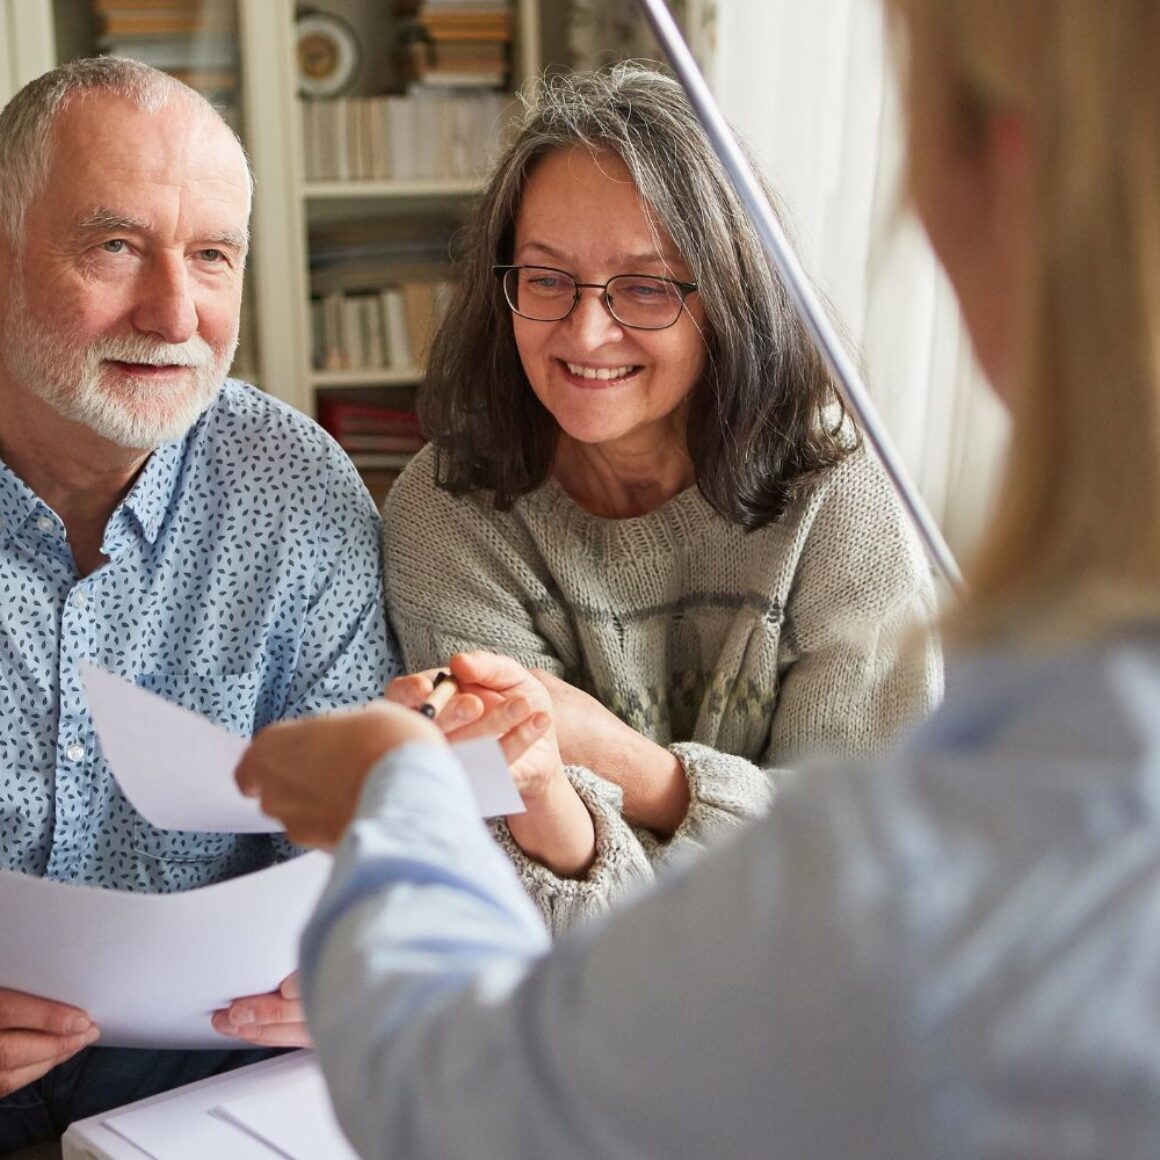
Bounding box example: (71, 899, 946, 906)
(494, 264, 698, 331)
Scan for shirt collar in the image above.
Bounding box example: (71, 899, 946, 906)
(0, 455, 44, 548)
(114, 433, 187, 546)
(0, 407, 203, 554)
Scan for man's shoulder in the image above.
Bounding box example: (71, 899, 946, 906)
(187, 380, 372, 510)
(196, 379, 356, 477)
(204, 379, 328, 449)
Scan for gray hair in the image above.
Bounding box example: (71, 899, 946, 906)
(421, 62, 852, 526)
(0, 55, 253, 245)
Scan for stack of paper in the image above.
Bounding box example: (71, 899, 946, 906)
(63, 1052, 357, 1159)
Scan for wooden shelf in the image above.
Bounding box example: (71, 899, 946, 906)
(304, 177, 487, 201)
(312, 368, 425, 389)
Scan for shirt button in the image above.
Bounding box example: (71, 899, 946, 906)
(37, 515, 54, 533)
(72, 590, 88, 609)
(66, 742, 85, 763)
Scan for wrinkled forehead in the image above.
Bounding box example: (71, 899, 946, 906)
(46, 92, 251, 216)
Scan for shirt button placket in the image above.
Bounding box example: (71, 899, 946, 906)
(48, 579, 99, 879)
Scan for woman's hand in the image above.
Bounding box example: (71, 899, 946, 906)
(533, 670, 691, 838)
(235, 700, 443, 848)
(389, 654, 597, 877)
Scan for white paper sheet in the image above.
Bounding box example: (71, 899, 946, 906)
(80, 660, 271, 832)
(93, 1052, 335, 1160)
(213, 1056, 359, 1159)
(81, 662, 524, 830)
(0, 852, 331, 1048)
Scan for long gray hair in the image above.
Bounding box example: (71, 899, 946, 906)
(420, 62, 853, 528)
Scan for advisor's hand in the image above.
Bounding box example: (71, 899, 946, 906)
(0, 987, 99, 1097)
(236, 700, 443, 848)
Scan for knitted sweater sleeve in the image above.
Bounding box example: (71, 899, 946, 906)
(639, 450, 943, 867)
(765, 449, 943, 762)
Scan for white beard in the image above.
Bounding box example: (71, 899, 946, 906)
(1, 277, 236, 451)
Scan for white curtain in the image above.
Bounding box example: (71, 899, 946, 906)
(708, 0, 1008, 563)
(0, 0, 55, 105)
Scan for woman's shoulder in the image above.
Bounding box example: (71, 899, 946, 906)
(383, 442, 560, 554)
(796, 439, 916, 535)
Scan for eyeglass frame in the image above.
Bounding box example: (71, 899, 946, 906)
(493, 264, 699, 331)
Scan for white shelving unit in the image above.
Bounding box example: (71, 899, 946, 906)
(239, 0, 554, 424)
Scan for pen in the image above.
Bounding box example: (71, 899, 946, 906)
(417, 670, 458, 718)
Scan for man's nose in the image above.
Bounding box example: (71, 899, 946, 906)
(131, 254, 198, 345)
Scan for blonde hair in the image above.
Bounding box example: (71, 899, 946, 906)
(887, 0, 1160, 645)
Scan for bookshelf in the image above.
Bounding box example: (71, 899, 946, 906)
(241, 0, 562, 501)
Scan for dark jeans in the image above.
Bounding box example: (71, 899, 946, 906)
(0, 1044, 285, 1154)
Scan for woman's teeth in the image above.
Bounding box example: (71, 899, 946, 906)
(565, 363, 636, 381)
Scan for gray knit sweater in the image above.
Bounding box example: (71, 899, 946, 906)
(384, 442, 943, 933)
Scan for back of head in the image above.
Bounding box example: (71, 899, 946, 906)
(0, 56, 249, 248)
(888, 0, 1160, 643)
(422, 62, 849, 526)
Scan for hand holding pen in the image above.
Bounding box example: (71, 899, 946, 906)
(387, 653, 596, 876)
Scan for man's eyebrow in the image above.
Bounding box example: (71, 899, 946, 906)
(76, 208, 149, 235)
(73, 210, 250, 253)
(212, 227, 250, 252)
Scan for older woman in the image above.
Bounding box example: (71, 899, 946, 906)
(383, 65, 942, 929)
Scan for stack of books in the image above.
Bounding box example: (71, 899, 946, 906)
(93, 0, 240, 126)
(309, 217, 456, 373)
(300, 89, 511, 182)
(397, 0, 513, 90)
(312, 280, 454, 374)
(316, 398, 425, 473)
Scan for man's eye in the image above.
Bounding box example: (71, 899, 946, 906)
(101, 239, 128, 253)
(198, 249, 226, 263)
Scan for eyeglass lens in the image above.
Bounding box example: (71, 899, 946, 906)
(503, 266, 687, 329)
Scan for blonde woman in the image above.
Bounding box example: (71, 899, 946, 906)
(239, 1, 1160, 1156)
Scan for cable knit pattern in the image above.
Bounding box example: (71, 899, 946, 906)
(384, 442, 942, 933)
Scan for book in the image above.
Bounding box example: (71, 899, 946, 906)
(337, 433, 424, 453)
(99, 13, 236, 37)
(97, 36, 237, 69)
(315, 400, 423, 440)
(380, 288, 413, 369)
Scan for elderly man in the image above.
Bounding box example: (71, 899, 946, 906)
(0, 57, 394, 1148)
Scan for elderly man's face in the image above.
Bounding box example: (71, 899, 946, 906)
(0, 92, 250, 450)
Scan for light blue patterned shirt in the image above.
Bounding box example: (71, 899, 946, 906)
(0, 379, 396, 893)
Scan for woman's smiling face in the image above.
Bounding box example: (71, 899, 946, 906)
(510, 146, 707, 463)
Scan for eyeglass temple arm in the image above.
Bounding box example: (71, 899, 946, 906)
(635, 0, 964, 593)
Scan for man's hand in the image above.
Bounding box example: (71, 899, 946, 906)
(0, 987, 99, 1097)
(211, 972, 310, 1048)
(235, 700, 444, 848)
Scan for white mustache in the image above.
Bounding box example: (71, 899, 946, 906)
(91, 336, 213, 370)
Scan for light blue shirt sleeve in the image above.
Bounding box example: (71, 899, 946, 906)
(300, 638, 1160, 1160)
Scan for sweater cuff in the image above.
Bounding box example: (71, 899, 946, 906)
(490, 765, 654, 937)
(662, 742, 777, 852)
